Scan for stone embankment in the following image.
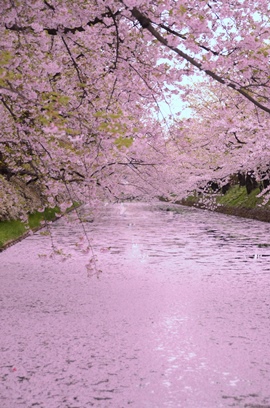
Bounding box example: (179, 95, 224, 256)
(180, 200, 270, 223)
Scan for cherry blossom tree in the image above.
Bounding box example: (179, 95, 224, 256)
(1, 0, 270, 219)
(170, 77, 270, 201)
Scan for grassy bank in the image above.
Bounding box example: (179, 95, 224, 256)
(181, 185, 270, 223)
(216, 185, 264, 208)
(0, 204, 79, 251)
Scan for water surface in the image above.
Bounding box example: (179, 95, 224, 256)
(1, 202, 270, 407)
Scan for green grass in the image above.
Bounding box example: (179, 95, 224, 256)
(28, 206, 61, 229)
(0, 219, 27, 248)
(216, 185, 264, 209)
(180, 185, 270, 213)
(0, 203, 79, 250)
(182, 193, 199, 204)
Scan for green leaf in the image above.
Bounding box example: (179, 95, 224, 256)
(114, 137, 133, 149)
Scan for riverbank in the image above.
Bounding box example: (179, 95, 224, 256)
(180, 185, 270, 223)
(181, 200, 270, 223)
(0, 203, 80, 252)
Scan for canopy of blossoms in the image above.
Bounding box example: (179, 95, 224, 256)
(1, 0, 270, 218)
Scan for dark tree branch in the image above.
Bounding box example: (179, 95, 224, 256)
(61, 36, 84, 83)
(1, 97, 17, 120)
(106, 6, 121, 70)
(5, 11, 121, 35)
(158, 22, 219, 56)
(43, 0, 55, 11)
(131, 7, 270, 115)
(233, 132, 246, 145)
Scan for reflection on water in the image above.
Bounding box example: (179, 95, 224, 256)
(1, 202, 270, 408)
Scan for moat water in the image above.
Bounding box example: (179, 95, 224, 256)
(1, 202, 270, 407)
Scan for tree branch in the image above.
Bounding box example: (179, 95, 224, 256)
(5, 11, 121, 36)
(131, 7, 270, 115)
